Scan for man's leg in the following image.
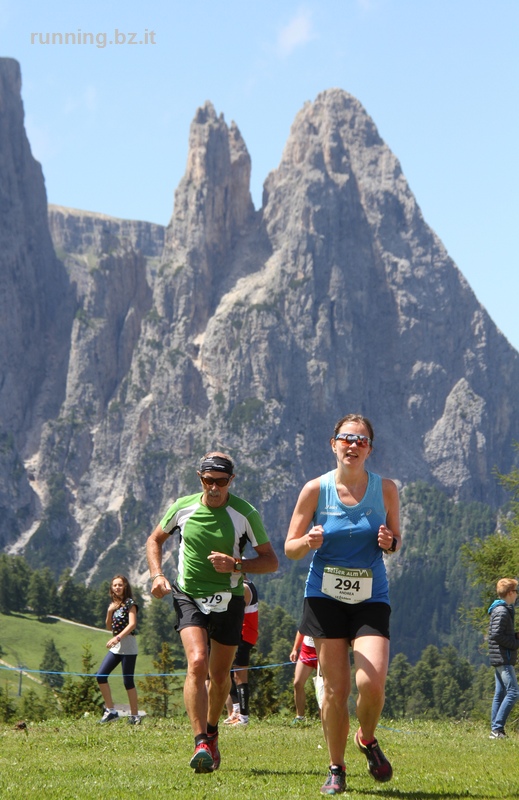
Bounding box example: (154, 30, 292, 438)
(491, 668, 505, 730)
(293, 660, 313, 718)
(180, 626, 210, 735)
(234, 665, 250, 722)
(207, 639, 238, 726)
(493, 665, 519, 731)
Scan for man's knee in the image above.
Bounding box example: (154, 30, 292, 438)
(187, 649, 209, 678)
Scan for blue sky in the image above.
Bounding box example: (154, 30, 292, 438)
(2, 1, 518, 351)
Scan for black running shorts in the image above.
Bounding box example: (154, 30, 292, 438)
(300, 597, 390, 641)
(172, 582, 245, 646)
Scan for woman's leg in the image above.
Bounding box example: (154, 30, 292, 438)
(352, 635, 390, 742)
(121, 654, 139, 715)
(96, 652, 121, 709)
(314, 638, 351, 768)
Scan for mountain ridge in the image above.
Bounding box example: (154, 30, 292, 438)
(1, 57, 518, 587)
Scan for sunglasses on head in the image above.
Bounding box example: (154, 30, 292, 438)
(199, 474, 231, 487)
(334, 433, 372, 448)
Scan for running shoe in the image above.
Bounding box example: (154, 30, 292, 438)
(189, 741, 214, 773)
(291, 715, 306, 725)
(223, 711, 240, 725)
(207, 732, 221, 770)
(489, 729, 506, 739)
(227, 714, 248, 726)
(127, 714, 141, 725)
(354, 730, 393, 782)
(320, 765, 346, 795)
(99, 708, 119, 724)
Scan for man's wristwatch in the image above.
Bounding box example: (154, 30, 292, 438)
(233, 559, 243, 572)
(384, 536, 398, 553)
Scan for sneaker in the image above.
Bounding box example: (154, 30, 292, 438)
(127, 715, 141, 725)
(223, 711, 240, 725)
(291, 715, 306, 725)
(99, 708, 119, 724)
(227, 714, 248, 727)
(489, 729, 507, 739)
(320, 765, 346, 795)
(207, 733, 221, 770)
(189, 741, 214, 773)
(354, 730, 393, 782)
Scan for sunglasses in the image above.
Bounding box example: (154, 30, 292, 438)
(335, 433, 372, 448)
(199, 474, 231, 487)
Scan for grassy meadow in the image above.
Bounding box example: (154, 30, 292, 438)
(0, 612, 158, 704)
(0, 715, 517, 800)
(2, 612, 518, 798)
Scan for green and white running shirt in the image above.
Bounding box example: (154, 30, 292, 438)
(160, 493, 270, 597)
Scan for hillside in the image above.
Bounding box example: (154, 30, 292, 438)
(0, 613, 157, 704)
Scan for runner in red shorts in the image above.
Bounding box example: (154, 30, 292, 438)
(290, 630, 318, 723)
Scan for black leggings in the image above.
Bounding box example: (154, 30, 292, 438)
(96, 652, 137, 691)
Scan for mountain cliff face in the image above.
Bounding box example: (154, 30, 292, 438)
(1, 57, 518, 586)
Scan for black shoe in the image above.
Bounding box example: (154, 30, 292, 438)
(355, 730, 393, 782)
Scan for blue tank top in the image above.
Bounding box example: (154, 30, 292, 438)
(305, 470, 390, 604)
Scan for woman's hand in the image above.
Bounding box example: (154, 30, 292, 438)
(307, 525, 324, 550)
(378, 524, 398, 552)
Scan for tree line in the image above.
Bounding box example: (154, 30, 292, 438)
(1, 460, 519, 727)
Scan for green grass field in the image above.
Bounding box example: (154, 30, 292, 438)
(0, 716, 517, 800)
(0, 612, 159, 704)
(2, 613, 518, 798)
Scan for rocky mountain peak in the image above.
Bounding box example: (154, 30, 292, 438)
(166, 100, 254, 254)
(2, 61, 519, 586)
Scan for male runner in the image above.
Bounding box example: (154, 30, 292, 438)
(146, 451, 278, 773)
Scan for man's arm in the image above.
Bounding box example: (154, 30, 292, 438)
(208, 541, 278, 575)
(146, 523, 173, 598)
(243, 541, 278, 574)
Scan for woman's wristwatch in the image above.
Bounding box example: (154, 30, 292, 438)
(384, 536, 398, 553)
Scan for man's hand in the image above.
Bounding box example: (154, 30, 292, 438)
(208, 551, 235, 573)
(151, 575, 172, 598)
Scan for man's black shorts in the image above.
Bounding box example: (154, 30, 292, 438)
(300, 597, 391, 641)
(172, 582, 245, 646)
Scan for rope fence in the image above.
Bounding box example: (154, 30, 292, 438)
(0, 660, 296, 679)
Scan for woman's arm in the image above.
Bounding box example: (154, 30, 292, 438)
(106, 605, 138, 649)
(105, 602, 118, 631)
(377, 478, 402, 553)
(285, 479, 323, 560)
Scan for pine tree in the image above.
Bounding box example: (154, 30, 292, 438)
(60, 644, 102, 718)
(40, 638, 66, 690)
(138, 642, 182, 718)
(139, 597, 178, 656)
(28, 571, 52, 618)
(463, 450, 519, 627)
